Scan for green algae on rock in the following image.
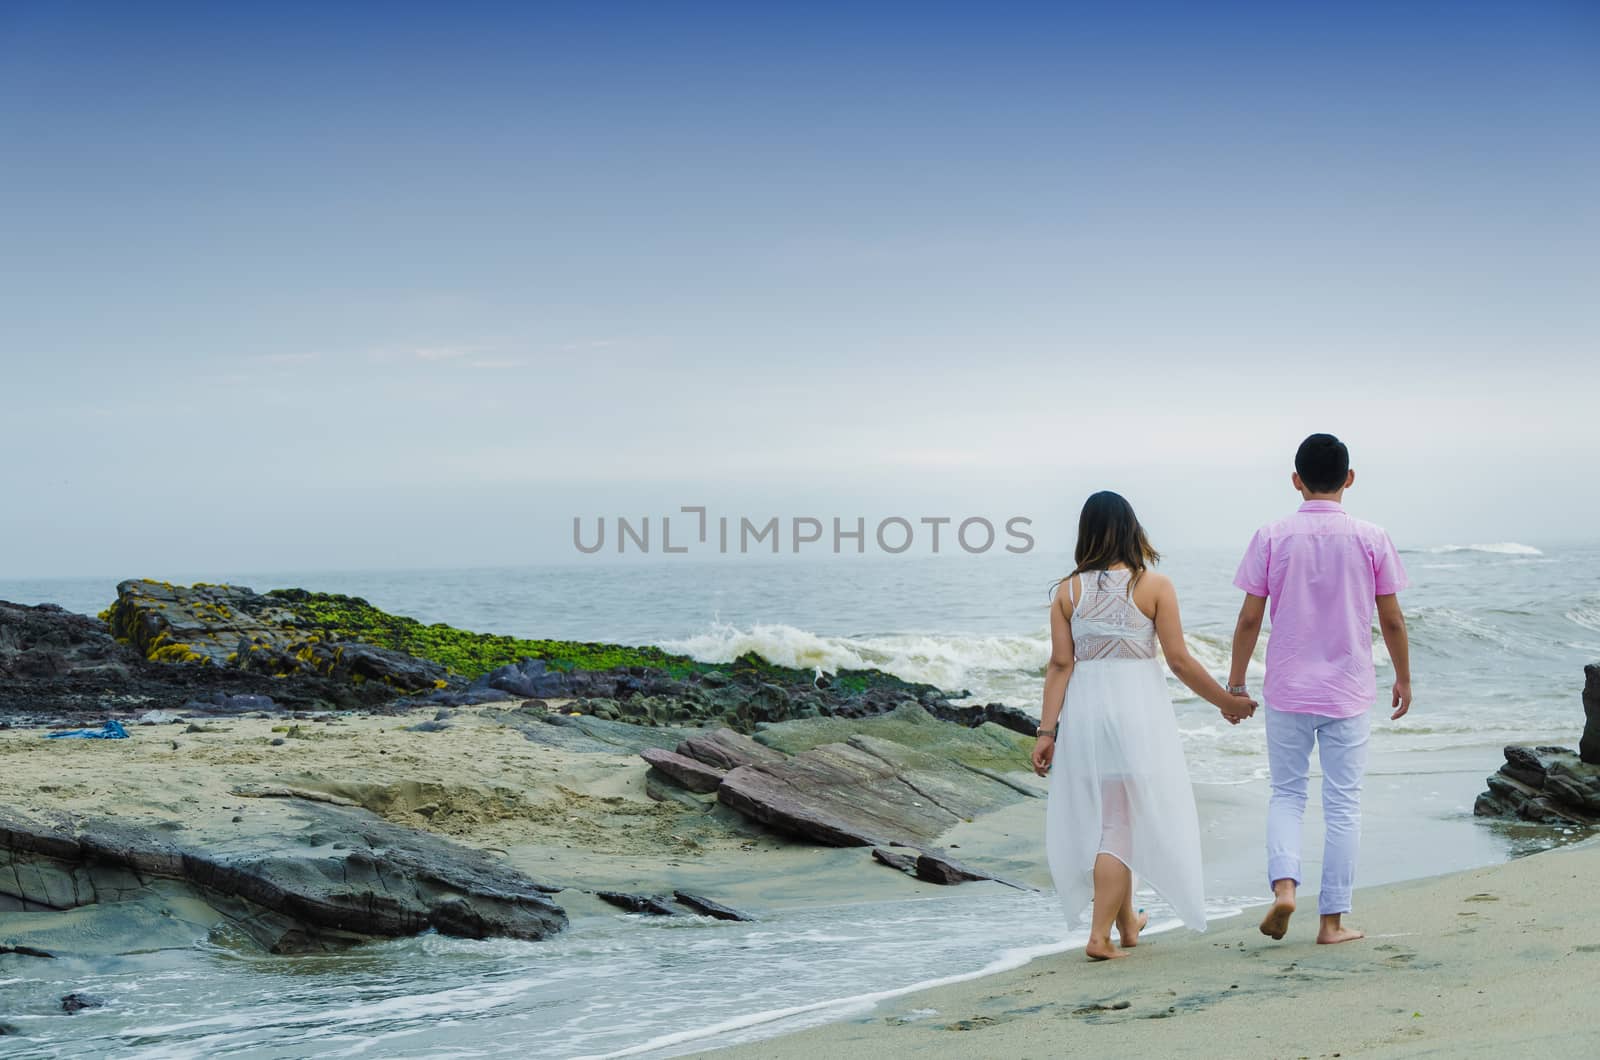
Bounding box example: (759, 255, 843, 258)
(98, 581, 957, 710)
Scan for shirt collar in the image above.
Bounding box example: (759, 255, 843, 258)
(1298, 499, 1345, 513)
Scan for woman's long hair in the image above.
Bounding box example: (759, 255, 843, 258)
(1055, 490, 1161, 596)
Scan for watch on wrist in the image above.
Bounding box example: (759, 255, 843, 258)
(1038, 724, 1058, 739)
(1226, 684, 1248, 695)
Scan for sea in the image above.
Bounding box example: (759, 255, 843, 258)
(2, 542, 1597, 1057)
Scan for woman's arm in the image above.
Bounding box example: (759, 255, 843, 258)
(1031, 583, 1075, 775)
(1152, 575, 1257, 723)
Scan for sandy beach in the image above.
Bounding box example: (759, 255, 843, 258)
(692, 838, 1600, 1059)
(0, 700, 1054, 936)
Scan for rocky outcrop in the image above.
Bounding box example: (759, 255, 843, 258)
(1582, 663, 1600, 765)
(1474, 745, 1600, 825)
(103, 580, 452, 694)
(632, 709, 1040, 888)
(0, 801, 567, 953)
(0, 600, 397, 722)
(1476, 667, 1600, 825)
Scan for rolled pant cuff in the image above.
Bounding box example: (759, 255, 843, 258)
(1266, 859, 1301, 890)
(1318, 893, 1352, 916)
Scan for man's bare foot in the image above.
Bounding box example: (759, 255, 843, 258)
(1117, 909, 1150, 947)
(1259, 894, 1295, 940)
(1316, 918, 1365, 945)
(1086, 936, 1128, 961)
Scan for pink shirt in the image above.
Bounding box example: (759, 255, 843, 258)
(1233, 500, 1408, 717)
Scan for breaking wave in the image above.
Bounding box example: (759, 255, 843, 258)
(657, 623, 1265, 708)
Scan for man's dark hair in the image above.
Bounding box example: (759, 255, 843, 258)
(1295, 433, 1350, 493)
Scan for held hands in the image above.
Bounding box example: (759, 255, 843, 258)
(1391, 680, 1412, 720)
(1218, 691, 1258, 726)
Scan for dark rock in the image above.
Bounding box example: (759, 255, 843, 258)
(237, 639, 450, 695)
(639, 747, 726, 793)
(871, 847, 919, 874)
(1545, 759, 1600, 813)
(1476, 741, 1600, 826)
(924, 701, 1039, 738)
(424, 688, 512, 707)
(406, 720, 452, 733)
(1583, 663, 1600, 765)
(61, 992, 104, 1014)
(673, 891, 753, 921)
(0, 598, 402, 724)
(472, 658, 570, 699)
(0, 802, 566, 953)
(1502, 745, 1562, 787)
(676, 727, 789, 771)
(0, 944, 55, 958)
(596, 890, 678, 916)
(269, 737, 286, 746)
(914, 851, 1035, 890)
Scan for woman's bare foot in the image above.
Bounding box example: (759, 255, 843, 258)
(1086, 935, 1128, 961)
(1317, 915, 1365, 945)
(1117, 909, 1150, 947)
(1259, 887, 1296, 940)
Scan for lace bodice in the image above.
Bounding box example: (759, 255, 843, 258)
(1067, 568, 1157, 660)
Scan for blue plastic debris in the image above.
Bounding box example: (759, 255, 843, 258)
(46, 720, 130, 740)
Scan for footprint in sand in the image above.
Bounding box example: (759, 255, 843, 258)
(1463, 893, 1499, 903)
(1068, 1005, 1132, 1024)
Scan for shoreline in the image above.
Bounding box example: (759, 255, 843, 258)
(682, 838, 1600, 1059)
(0, 703, 1588, 1055)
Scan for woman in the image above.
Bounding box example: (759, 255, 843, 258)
(1032, 491, 1256, 960)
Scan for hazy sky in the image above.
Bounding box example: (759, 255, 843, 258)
(2, 1, 1596, 577)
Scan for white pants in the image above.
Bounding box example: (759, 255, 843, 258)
(1265, 706, 1371, 916)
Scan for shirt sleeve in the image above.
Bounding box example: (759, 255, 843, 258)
(1233, 529, 1270, 597)
(1372, 530, 1408, 595)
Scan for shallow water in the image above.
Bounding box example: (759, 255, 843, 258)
(2, 541, 1594, 1056)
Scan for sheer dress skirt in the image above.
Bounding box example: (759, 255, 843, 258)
(1044, 655, 1208, 932)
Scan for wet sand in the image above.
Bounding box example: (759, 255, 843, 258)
(692, 837, 1600, 1059)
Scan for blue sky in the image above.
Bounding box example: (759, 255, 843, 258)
(2, 1, 1596, 576)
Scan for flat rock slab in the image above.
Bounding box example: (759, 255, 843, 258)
(718, 733, 1027, 847)
(914, 851, 1036, 891)
(639, 747, 726, 792)
(0, 800, 567, 954)
(871, 847, 919, 874)
(596, 891, 678, 916)
(675, 728, 789, 771)
(673, 891, 753, 921)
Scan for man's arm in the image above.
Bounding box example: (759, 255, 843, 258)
(1229, 593, 1267, 691)
(1376, 593, 1411, 719)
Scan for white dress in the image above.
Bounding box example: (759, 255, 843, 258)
(1044, 568, 1208, 931)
